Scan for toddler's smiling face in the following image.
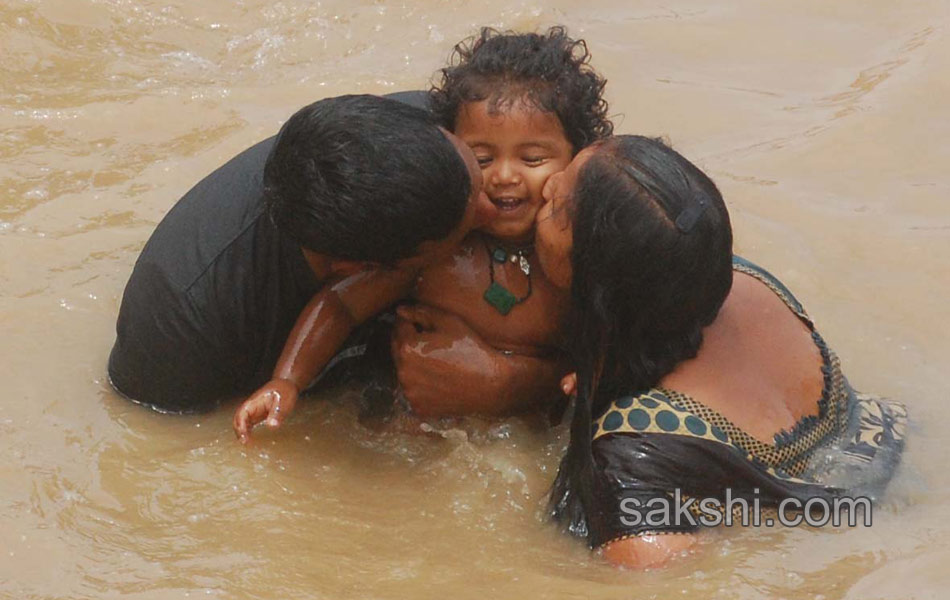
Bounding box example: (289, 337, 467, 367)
(454, 99, 573, 243)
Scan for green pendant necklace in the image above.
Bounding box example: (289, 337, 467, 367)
(482, 235, 533, 315)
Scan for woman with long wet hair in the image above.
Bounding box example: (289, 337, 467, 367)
(534, 135, 907, 568)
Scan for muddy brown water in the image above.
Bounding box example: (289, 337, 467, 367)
(1, 1, 948, 598)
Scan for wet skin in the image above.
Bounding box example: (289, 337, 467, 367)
(535, 145, 597, 290)
(537, 146, 826, 569)
(456, 100, 574, 243)
(411, 239, 567, 357)
(233, 129, 493, 442)
(414, 101, 571, 356)
(597, 270, 824, 568)
(391, 101, 575, 417)
(414, 101, 572, 353)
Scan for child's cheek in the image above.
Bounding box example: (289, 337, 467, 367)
(535, 169, 562, 203)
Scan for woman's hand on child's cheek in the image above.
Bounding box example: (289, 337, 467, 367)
(391, 305, 510, 416)
(232, 378, 299, 444)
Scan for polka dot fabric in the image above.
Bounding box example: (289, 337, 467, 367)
(592, 257, 862, 483)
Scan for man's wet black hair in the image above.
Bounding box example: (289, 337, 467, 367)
(429, 26, 613, 152)
(265, 94, 471, 263)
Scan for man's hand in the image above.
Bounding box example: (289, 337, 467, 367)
(232, 378, 299, 444)
(390, 304, 509, 416)
(560, 372, 577, 397)
(390, 304, 563, 417)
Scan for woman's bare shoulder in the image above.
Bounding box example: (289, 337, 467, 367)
(660, 272, 824, 444)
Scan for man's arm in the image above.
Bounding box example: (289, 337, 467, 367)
(390, 304, 570, 417)
(233, 267, 416, 442)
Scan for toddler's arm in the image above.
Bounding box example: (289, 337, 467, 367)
(233, 267, 415, 443)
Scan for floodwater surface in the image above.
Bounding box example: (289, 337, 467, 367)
(1, 1, 948, 598)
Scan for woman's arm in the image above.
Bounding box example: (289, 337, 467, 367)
(600, 533, 699, 569)
(582, 429, 715, 568)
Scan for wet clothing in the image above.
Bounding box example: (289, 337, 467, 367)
(586, 257, 907, 547)
(108, 91, 429, 413)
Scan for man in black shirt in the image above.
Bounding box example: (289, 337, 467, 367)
(108, 92, 489, 418)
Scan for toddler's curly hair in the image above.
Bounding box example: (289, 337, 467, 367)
(429, 26, 613, 152)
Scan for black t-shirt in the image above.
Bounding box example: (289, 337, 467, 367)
(108, 91, 429, 412)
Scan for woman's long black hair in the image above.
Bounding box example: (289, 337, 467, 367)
(547, 135, 734, 542)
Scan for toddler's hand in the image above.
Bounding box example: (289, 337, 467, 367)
(233, 378, 299, 444)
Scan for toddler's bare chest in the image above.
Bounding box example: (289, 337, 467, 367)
(414, 248, 565, 353)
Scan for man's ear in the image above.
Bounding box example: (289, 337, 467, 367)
(326, 259, 378, 278)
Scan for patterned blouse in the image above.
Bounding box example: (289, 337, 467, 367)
(586, 257, 907, 548)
